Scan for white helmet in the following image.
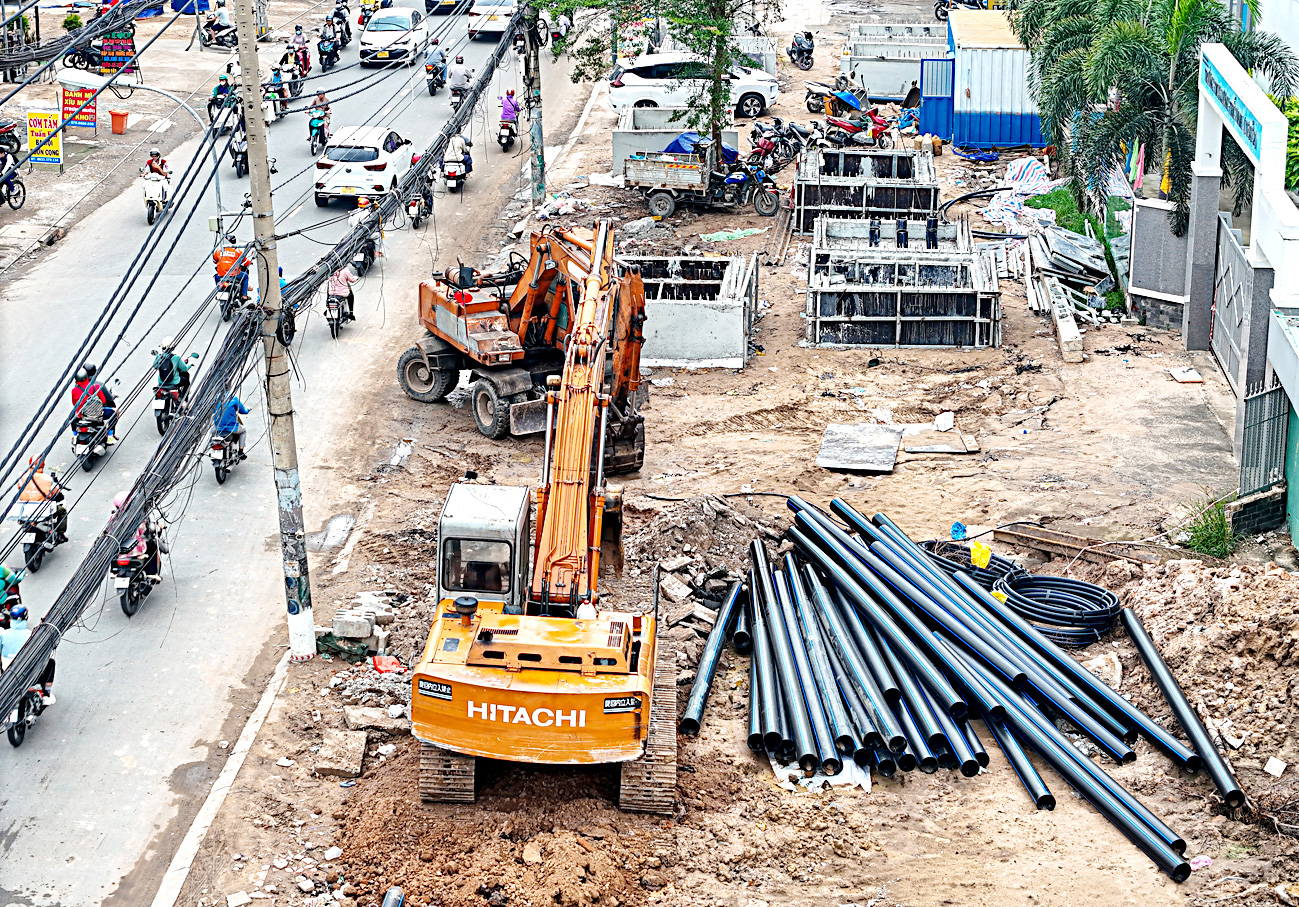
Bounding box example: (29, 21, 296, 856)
(161, 335, 175, 349)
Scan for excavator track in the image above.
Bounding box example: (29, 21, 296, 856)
(419, 742, 477, 804)
(618, 634, 678, 815)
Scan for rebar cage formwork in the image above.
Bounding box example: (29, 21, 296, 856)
(805, 216, 1001, 348)
(619, 253, 759, 367)
(793, 149, 940, 234)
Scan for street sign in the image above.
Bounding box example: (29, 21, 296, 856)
(26, 110, 63, 165)
(99, 28, 138, 75)
(61, 87, 98, 129)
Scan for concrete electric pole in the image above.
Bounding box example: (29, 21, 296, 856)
(233, 0, 316, 662)
(522, 7, 545, 206)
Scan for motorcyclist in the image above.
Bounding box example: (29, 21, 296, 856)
(16, 459, 68, 546)
(268, 65, 287, 112)
(213, 235, 251, 300)
(213, 394, 249, 460)
(321, 17, 337, 42)
(447, 55, 473, 92)
(0, 605, 55, 704)
(111, 491, 163, 583)
(445, 131, 472, 175)
(348, 197, 384, 260)
(1, 563, 23, 608)
(211, 73, 233, 103)
(500, 87, 520, 124)
(141, 147, 170, 181)
(311, 91, 332, 137)
(291, 23, 309, 49)
(424, 37, 446, 81)
(206, 0, 234, 43)
(71, 364, 117, 445)
(328, 264, 360, 322)
(152, 335, 192, 400)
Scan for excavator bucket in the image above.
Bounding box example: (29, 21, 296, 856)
(508, 399, 548, 435)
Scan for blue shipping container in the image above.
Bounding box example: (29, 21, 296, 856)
(946, 12, 1046, 150)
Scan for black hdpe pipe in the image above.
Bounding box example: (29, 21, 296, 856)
(792, 513, 968, 720)
(804, 566, 899, 752)
(821, 621, 883, 765)
(865, 530, 1139, 754)
(772, 569, 841, 775)
(1120, 609, 1245, 809)
(772, 674, 795, 764)
(732, 585, 753, 655)
(749, 562, 783, 752)
(871, 744, 898, 778)
(984, 715, 1056, 810)
(747, 657, 764, 752)
(788, 561, 857, 755)
(945, 641, 1190, 873)
(680, 582, 744, 735)
(877, 628, 946, 748)
(953, 572, 1202, 772)
(963, 719, 990, 769)
(754, 539, 819, 773)
(914, 667, 981, 777)
(829, 586, 901, 704)
(893, 698, 939, 773)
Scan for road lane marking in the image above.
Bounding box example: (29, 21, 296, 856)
(285, 202, 304, 222)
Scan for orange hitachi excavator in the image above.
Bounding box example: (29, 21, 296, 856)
(396, 222, 645, 477)
(409, 222, 676, 814)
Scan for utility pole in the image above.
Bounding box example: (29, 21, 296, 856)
(522, 6, 545, 206)
(233, 0, 315, 662)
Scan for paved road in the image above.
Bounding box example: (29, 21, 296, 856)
(0, 8, 554, 902)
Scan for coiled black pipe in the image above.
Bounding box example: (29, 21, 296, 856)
(788, 561, 857, 756)
(805, 566, 898, 752)
(791, 514, 967, 720)
(984, 715, 1055, 810)
(952, 572, 1202, 772)
(773, 568, 841, 775)
(921, 539, 1023, 589)
(1120, 609, 1244, 809)
(680, 582, 744, 735)
(747, 657, 765, 752)
(994, 573, 1121, 646)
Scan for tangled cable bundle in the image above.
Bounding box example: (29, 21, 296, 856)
(921, 540, 1023, 590)
(993, 573, 1122, 647)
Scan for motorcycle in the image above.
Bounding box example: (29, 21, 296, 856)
(319, 36, 339, 71)
(261, 87, 282, 126)
(62, 38, 104, 70)
(497, 118, 517, 151)
(406, 165, 431, 227)
(232, 127, 249, 176)
(208, 92, 240, 135)
(710, 160, 780, 216)
(352, 233, 377, 275)
(201, 17, 239, 47)
(325, 294, 350, 338)
(112, 517, 165, 617)
(825, 109, 894, 148)
(71, 415, 109, 470)
(141, 171, 169, 225)
(209, 429, 242, 484)
(151, 352, 198, 434)
(0, 118, 20, 155)
(935, 0, 985, 19)
(359, 0, 378, 28)
(425, 63, 445, 95)
(747, 119, 800, 172)
(442, 156, 465, 193)
(449, 85, 465, 110)
(281, 59, 305, 98)
(332, 2, 352, 45)
(8, 479, 68, 572)
(788, 37, 814, 71)
(216, 272, 242, 321)
(309, 108, 329, 156)
(4, 674, 50, 748)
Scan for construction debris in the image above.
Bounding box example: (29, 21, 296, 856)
(315, 730, 367, 779)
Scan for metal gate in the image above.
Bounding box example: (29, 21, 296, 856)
(1239, 380, 1288, 496)
(1211, 213, 1250, 395)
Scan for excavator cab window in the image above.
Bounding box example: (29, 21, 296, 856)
(442, 539, 511, 595)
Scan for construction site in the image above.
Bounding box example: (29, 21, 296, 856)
(7, 3, 1299, 907)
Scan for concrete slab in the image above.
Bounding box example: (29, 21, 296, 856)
(342, 706, 410, 736)
(316, 729, 368, 778)
(816, 423, 905, 472)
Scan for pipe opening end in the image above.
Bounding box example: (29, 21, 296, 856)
(678, 719, 700, 736)
(1037, 794, 1057, 811)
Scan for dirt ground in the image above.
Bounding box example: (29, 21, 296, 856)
(170, 15, 1299, 907)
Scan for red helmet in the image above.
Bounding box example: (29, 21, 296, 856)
(506, 88, 514, 96)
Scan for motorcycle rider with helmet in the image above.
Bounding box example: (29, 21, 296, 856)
(447, 55, 473, 92)
(213, 235, 251, 300)
(143, 147, 169, 179)
(70, 364, 117, 444)
(424, 37, 446, 81)
(16, 459, 67, 547)
(0, 604, 56, 705)
(110, 491, 164, 583)
(152, 336, 192, 400)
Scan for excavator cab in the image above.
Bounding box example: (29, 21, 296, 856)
(436, 483, 530, 615)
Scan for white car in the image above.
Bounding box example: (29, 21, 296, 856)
(608, 51, 779, 119)
(359, 8, 427, 65)
(314, 126, 414, 206)
(466, 0, 513, 37)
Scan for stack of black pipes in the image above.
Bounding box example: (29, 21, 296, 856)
(716, 495, 1247, 884)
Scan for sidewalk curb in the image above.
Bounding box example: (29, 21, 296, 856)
(148, 651, 291, 907)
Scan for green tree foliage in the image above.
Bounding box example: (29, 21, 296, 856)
(1011, 0, 1299, 234)
(537, 0, 771, 145)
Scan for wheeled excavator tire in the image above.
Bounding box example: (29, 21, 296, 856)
(419, 742, 477, 803)
(618, 631, 678, 815)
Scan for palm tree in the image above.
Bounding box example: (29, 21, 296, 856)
(1012, 0, 1299, 234)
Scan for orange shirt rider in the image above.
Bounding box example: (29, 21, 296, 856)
(213, 240, 250, 298)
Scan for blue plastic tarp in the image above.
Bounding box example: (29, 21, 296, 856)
(169, 0, 209, 13)
(662, 131, 738, 164)
(832, 90, 861, 111)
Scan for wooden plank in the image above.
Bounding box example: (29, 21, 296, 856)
(992, 524, 1159, 566)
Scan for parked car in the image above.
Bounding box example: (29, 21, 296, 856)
(314, 126, 414, 206)
(359, 8, 427, 65)
(466, 0, 514, 37)
(608, 51, 779, 118)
